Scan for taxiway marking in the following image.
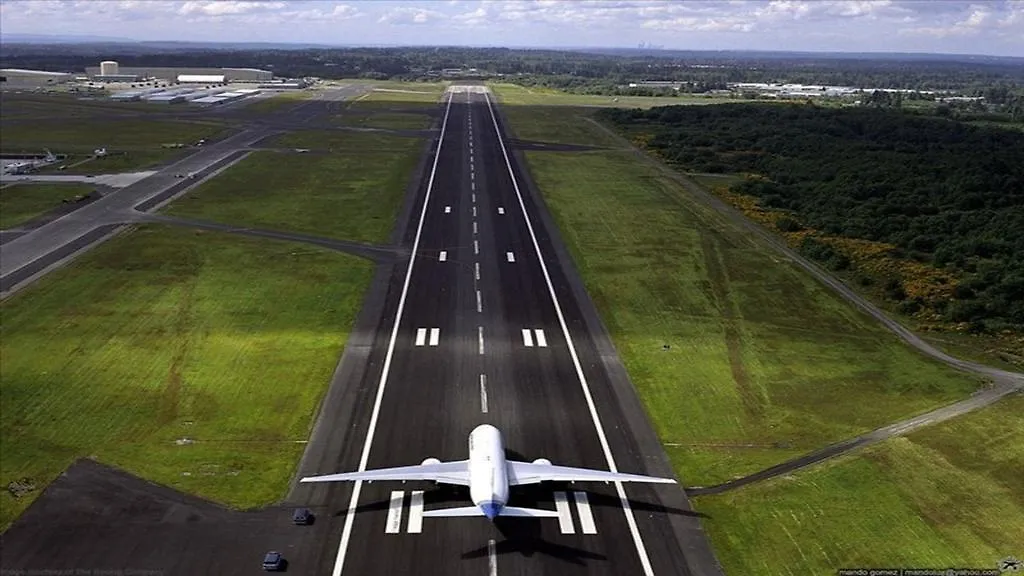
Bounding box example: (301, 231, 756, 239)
(553, 491, 575, 534)
(480, 374, 488, 413)
(506, 252, 515, 263)
(485, 91, 658, 575)
(439, 250, 447, 262)
(331, 90, 453, 576)
(574, 491, 598, 534)
(408, 490, 424, 534)
(385, 491, 404, 534)
(429, 328, 440, 346)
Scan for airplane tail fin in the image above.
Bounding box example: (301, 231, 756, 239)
(422, 506, 484, 518)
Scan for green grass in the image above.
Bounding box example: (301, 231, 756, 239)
(35, 150, 188, 175)
(334, 111, 433, 131)
(489, 82, 744, 108)
(0, 225, 374, 529)
(165, 134, 422, 243)
(0, 183, 95, 228)
(525, 146, 981, 486)
(242, 91, 313, 114)
(695, 394, 1024, 574)
(500, 106, 627, 148)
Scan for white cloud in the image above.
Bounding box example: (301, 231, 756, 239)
(377, 6, 446, 25)
(179, 1, 285, 17)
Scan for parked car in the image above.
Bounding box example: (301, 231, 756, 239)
(292, 508, 314, 525)
(262, 551, 285, 572)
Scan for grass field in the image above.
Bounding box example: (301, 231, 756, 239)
(489, 83, 743, 108)
(0, 225, 374, 530)
(242, 90, 313, 114)
(0, 183, 95, 229)
(165, 132, 422, 243)
(333, 111, 433, 131)
(695, 394, 1024, 574)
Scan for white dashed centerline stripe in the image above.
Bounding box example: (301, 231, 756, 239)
(478, 326, 485, 355)
(415, 328, 426, 347)
(476, 289, 482, 312)
(429, 328, 440, 347)
(574, 491, 598, 534)
(444, 206, 451, 214)
(488, 539, 497, 576)
(471, 181, 475, 191)
(498, 207, 504, 215)
(553, 491, 575, 534)
(439, 250, 447, 262)
(484, 91, 659, 576)
(475, 262, 480, 280)
(473, 206, 477, 217)
(407, 491, 424, 534)
(472, 193, 476, 203)
(506, 252, 515, 263)
(385, 491, 404, 534)
(534, 329, 547, 347)
(331, 90, 453, 576)
(480, 374, 488, 413)
(522, 329, 534, 347)
(474, 240, 479, 255)
(473, 221, 478, 234)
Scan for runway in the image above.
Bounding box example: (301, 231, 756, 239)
(293, 86, 721, 575)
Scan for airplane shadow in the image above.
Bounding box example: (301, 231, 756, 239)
(462, 519, 607, 565)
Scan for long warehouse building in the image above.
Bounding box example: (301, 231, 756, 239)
(85, 66, 272, 82)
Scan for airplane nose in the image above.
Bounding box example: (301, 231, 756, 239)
(481, 502, 502, 520)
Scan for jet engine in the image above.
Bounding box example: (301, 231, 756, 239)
(532, 458, 552, 466)
(421, 457, 441, 466)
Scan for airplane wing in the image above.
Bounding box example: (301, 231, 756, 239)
(507, 461, 676, 486)
(300, 460, 470, 486)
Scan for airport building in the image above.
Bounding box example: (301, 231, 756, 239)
(85, 62, 272, 83)
(0, 68, 73, 88)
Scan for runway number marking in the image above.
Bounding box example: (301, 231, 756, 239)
(522, 329, 547, 347)
(439, 250, 447, 262)
(506, 252, 515, 263)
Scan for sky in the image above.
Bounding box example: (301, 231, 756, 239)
(1, 0, 1022, 57)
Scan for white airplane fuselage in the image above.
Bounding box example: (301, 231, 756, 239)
(467, 424, 509, 519)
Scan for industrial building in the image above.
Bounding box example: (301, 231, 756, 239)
(85, 62, 272, 83)
(0, 68, 73, 88)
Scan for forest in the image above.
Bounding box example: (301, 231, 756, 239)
(599, 104, 1024, 334)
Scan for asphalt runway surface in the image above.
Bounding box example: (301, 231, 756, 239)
(1, 85, 722, 575)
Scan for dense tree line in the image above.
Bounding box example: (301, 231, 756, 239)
(3, 44, 1023, 91)
(600, 104, 1024, 332)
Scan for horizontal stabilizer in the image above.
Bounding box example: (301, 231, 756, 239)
(422, 506, 484, 518)
(500, 506, 560, 518)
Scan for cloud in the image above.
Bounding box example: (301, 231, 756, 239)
(179, 1, 284, 17)
(378, 6, 446, 25)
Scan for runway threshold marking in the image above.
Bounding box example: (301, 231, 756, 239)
(429, 328, 440, 346)
(484, 91, 659, 575)
(534, 329, 548, 347)
(408, 490, 424, 534)
(478, 326, 485, 355)
(480, 374, 488, 413)
(522, 329, 547, 347)
(439, 250, 447, 262)
(573, 491, 598, 534)
(521, 329, 533, 347)
(331, 89, 453, 576)
(506, 252, 515, 263)
(386, 490, 404, 534)
(415, 328, 426, 346)
(553, 491, 575, 534)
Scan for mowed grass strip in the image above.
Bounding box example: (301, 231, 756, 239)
(165, 133, 423, 243)
(523, 147, 981, 486)
(489, 82, 743, 108)
(0, 183, 95, 229)
(333, 111, 433, 131)
(0, 225, 374, 529)
(243, 90, 314, 114)
(695, 395, 1024, 574)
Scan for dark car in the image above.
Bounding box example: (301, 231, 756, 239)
(292, 508, 314, 525)
(262, 551, 285, 572)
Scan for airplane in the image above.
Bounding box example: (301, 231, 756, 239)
(300, 424, 675, 520)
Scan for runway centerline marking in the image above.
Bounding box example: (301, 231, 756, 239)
(480, 374, 488, 413)
(573, 491, 598, 534)
(473, 206, 477, 217)
(484, 90, 659, 576)
(488, 539, 497, 576)
(475, 262, 480, 280)
(444, 205, 451, 214)
(385, 491, 404, 534)
(506, 252, 515, 263)
(497, 207, 504, 215)
(331, 90, 453, 576)
(408, 490, 424, 534)
(474, 240, 479, 255)
(553, 491, 575, 534)
(439, 250, 447, 262)
(476, 289, 482, 312)
(415, 328, 426, 347)
(473, 221, 478, 234)
(472, 193, 476, 203)
(522, 329, 534, 347)
(478, 326, 485, 355)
